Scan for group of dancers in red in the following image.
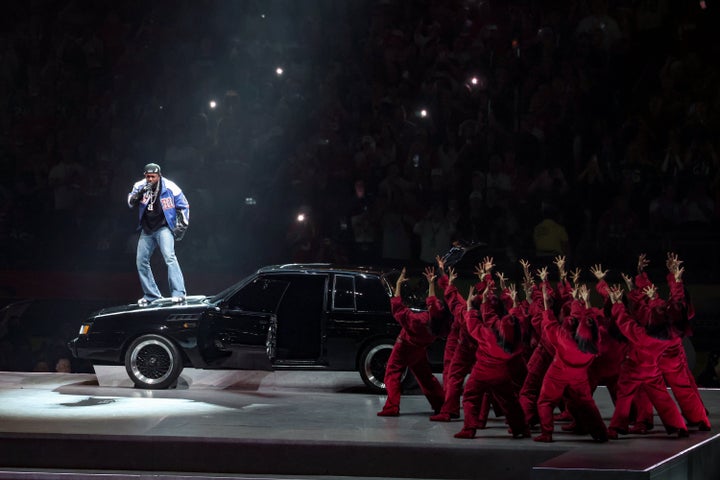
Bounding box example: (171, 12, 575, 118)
(377, 252, 711, 442)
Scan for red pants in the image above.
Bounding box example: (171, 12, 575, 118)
(609, 368, 687, 434)
(382, 339, 444, 413)
(437, 337, 477, 417)
(659, 343, 709, 426)
(519, 344, 553, 424)
(538, 365, 607, 438)
(442, 324, 461, 387)
(462, 361, 526, 436)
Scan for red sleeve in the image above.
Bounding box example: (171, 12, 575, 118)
(634, 272, 652, 290)
(499, 288, 513, 311)
(531, 280, 555, 305)
(667, 276, 685, 305)
(626, 286, 646, 312)
(444, 284, 467, 324)
(391, 296, 427, 330)
(667, 276, 695, 324)
(529, 301, 544, 335)
(611, 303, 646, 345)
(556, 279, 573, 305)
(480, 301, 498, 327)
(390, 296, 411, 329)
(475, 273, 496, 302)
(595, 279, 609, 300)
(437, 274, 449, 291)
(540, 310, 559, 344)
(465, 308, 481, 340)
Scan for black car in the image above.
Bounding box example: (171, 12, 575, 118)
(69, 264, 436, 392)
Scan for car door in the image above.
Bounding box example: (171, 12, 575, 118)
(271, 273, 328, 362)
(200, 276, 289, 369)
(324, 273, 398, 370)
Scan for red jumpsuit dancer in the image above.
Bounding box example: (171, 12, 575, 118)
(454, 284, 528, 439)
(477, 277, 530, 429)
(534, 285, 608, 442)
(431, 267, 476, 421)
(625, 254, 710, 432)
(606, 285, 689, 439)
(430, 257, 496, 422)
(617, 258, 659, 431)
(518, 263, 558, 426)
(378, 267, 445, 417)
(588, 264, 627, 405)
(660, 254, 710, 430)
(435, 255, 461, 391)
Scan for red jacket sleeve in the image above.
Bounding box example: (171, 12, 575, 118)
(556, 279, 573, 305)
(390, 296, 412, 330)
(595, 279, 610, 301)
(611, 302, 649, 346)
(634, 272, 652, 290)
(480, 301, 498, 328)
(667, 275, 688, 308)
(475, 273, 496, 303)
(540, 309, 559, 346)
(444, 284, 467, 326)
(528, 300, 544, 336)
(465, 308, 482, 341)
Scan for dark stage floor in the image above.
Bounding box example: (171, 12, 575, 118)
(0, 369, 718, 480)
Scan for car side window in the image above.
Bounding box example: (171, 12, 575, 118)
(226, 277, 289, 313)
(332, 275, 355, 311)
(355, 276, 391, 312)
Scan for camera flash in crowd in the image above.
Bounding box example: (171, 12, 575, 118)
(276, 67, 284, 76)
(297, 213, 306, 223)
(209, 100, 217, 109)
(420, 108, 428, 118)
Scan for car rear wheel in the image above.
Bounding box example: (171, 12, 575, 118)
(125, 334, 183, 389)
(359, 339, 410, 394)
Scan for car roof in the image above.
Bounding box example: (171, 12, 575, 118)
(256, 263, 395, 276)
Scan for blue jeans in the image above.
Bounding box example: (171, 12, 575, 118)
(136, 226, 186, 301)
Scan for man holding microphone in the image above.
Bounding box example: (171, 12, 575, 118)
(128, 163, 189, 306)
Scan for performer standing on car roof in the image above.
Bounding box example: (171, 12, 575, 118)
(127, 163, 189, 306)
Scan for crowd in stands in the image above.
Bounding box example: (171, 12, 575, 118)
(0, 0, 718, 283)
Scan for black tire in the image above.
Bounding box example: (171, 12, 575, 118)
(125, 334, 183, 389)
(358, 339, 409, 393)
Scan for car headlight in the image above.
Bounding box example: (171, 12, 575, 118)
(78, 324, 91, 335)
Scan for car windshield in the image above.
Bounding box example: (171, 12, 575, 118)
(207, 273, 257, 304)
(380, 271, 399, 296)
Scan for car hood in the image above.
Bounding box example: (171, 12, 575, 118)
(94, 295, 211, 316)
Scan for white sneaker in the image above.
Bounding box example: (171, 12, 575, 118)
(138, 298, 149, 306)
(170, 296, 185, 303)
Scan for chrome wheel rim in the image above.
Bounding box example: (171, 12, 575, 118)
(363, 344, 393, 390)
(130, 339, 174, 385)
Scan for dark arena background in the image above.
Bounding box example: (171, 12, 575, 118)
(0, 1, 719, 479)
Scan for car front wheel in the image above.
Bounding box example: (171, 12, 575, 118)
(125, 334, 183, 389)
(359, 339, 410, 393)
